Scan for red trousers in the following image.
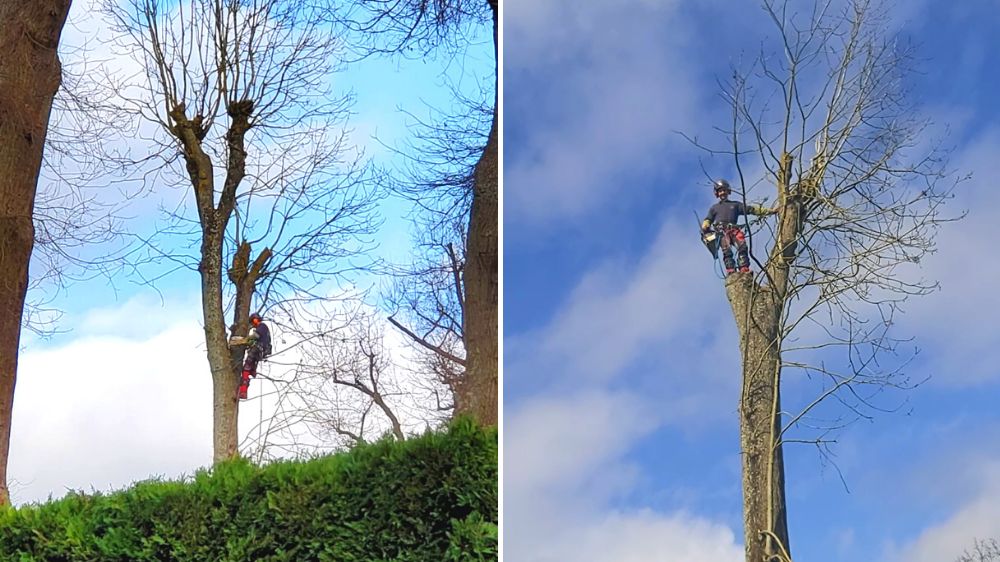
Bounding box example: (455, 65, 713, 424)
(719, 226, 749, 271)
(238, 369, 253, 400)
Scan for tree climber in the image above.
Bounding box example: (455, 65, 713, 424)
(701, 179, 777, 275)
(234, 312, 271, 400)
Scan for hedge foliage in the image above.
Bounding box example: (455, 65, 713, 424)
(0, 419, 497, 561)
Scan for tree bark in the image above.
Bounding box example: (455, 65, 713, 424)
(0, 0, 72, 505)
(727, 152, 799, 562)
(201, 230, 239, 462)
(458, 0, 498, 427)
(727, 276, 790, 562)
(171, 100, 257, 462)
(227, 240, 270, 387)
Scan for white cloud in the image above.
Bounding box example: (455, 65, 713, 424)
(504, 391, 741, 562)
(506, 215, 740, 413)
(10, 313, 213, 505)
(532, 510, 742, 562)
(895, 129, 1000, 385)
(504, 0, 701, 225)
(10, 292, 286, 504)
(893, 461, 1000, 562)
(505, 391, 655, 505)
(236, 300, 448, 458)
(502, 202, 747, 558)
(69, 291, 202, 340)
(10, 283, 446, 505)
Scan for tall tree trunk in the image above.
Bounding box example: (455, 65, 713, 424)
(172, 101, 254, 463)
(459, 0, 498, 426)
(201, 231, 240, 462)
(728, 152, 798, 562)
(174, 123, 241, 463)
(727, 277, 790, 562)
(0, 0, 72, 505)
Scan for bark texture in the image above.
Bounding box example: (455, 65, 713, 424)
(727, 275, 790, 562)
(456, 0, 498, 427)
(170, 100, 267, 462)
(728, 152, 798, 562)
(0, 0, 72, 505)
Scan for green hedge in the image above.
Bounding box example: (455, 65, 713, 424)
(0, 419, 497, 561)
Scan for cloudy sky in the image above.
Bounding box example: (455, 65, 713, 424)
(504, 1, 1000, 561)
(10, 0, 490, 505)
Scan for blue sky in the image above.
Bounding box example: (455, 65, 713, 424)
(24, 0, 493, 322)
(9, 0, 491, 506)
(504, 1, 1000, 561)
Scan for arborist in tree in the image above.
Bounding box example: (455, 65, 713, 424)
(701, 179, 777, 275)
(236, 312, 271, 400)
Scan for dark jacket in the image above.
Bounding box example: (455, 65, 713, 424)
(705, 200, 767, 226)
(251, 322, 271, 357)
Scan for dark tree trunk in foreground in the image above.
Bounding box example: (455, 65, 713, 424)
(457, 0, 498, 426)
(0, 0, 72, 505)
(460, 108, 497, 426)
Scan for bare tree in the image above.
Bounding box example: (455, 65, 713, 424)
(295, 312, 407, 447)
(240, 304, 448, 460)
(380, 96, 492, 417)
(25, 54, 136, 338)
(387, 237, 468, 418)
(0, 0, 74, 505)
(339, 0, 498, 426)
(689, 1, 958, 560)
(240, 108, 479, 454)
(103, 0, 379, 462)
(957, 539, 1000, 562)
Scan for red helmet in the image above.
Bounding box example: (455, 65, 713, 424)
(250, 312, 262, 324)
